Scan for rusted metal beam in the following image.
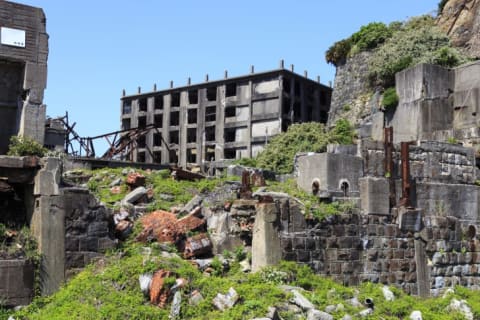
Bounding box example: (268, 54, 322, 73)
(400, 141, 413, 208)
(384, 127, 396, 209)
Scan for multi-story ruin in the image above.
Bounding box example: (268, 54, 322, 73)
(120, 67, 332, 167)
(0, 0, 48, 154)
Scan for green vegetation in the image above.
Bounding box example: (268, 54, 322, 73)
(368, 15, 469, 87)
(255, 120, 354, 174)
(326, 22, 392, 66)
(7, 136, 48, 157)
(447, 136, 458, 144)
(381, 87, 399, 110)
(233, 157, 258, 168)
(326, 15, 470, 87)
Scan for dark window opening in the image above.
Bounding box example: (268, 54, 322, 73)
(306, 104, 313, 121)
(226, 83, 237, 97)
(312, 179, 320, 195)
(169, 150, 178, 164)
(340, 181, 349, 197)
(206, 147, 215, 162)
(122, 100, 132, 114)
(187, 128, 197, 143)
(187, 148, 197, 163)
(320, 91, 328, 105)
(154, 114, 163, 128)
(155, 95, 164, 110)
(207, 87, 217, 101)
(205, 126, 215, 142)
(294, 81, 301, 97)
(154, 133, 163, 147)
(281, 120, 291, 132)
(188, 90, 198, 104)
(153, 151, 162, 163)
(170, 111, 180, 126)
(122, 119, 131, 130)
(170, 131, 179, 144)
(138, 116, 147, 128)
(293, 102, 301, 122)
(283, 77, 291, 93)
(171, 92, 180, 107)
(283, 98, 291, 115)
(137, 136, 146, 148)
(205, 106, 216, 122)
(225, 106, 236, 118)
(188, 109, 197, 124)
(139, 98, 148, 112)
(224, 128, 236, 143)
(320, 111, 328, 123)
(224, 148, 236, 159)
(137, 152, 146, 163)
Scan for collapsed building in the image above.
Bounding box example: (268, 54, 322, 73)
(119, 66, 332, 167)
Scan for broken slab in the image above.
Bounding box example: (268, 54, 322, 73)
(252, 202, 281, 272)
(123, 186, 147, 204)
(212, 287, 239, 311)
(183, 233, 212, 258)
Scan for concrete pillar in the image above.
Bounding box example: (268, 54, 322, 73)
(300, 81, 307, 122)
(162, 94, 171, 164)
(246, 80, 253, 158)
(18, 103, 46, 144)
(145, 97, 155, 163)
(179, 91, 188, 168)
(415, 235, 430, 297)
(252, 203, 281, 272)
(130, 100, 139, 162)
(215, 85, 225, 161)
(197, 89, 207, 166)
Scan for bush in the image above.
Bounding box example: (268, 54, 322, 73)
(438, 0, 449, 14)
(368, 15, 469, 87)
(7, 135, 47, 157)
(326, 38, 352, 66)
(381, 87, 399, 110)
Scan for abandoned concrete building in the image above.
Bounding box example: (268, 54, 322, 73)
(0, 0, 48, 154)
(119, 67, 332, 167)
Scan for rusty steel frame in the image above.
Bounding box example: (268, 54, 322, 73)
(384, 127, 396, 209)
(399, 141, 413, 208)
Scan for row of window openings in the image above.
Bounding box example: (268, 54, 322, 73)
(136, 148, 216, 164)
(134, 126, 239, 148)
(122, 83, 238, 114)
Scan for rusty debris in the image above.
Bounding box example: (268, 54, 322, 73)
(137, 210, 179, 243)
(240, 170, 252, 199)
(126, 172, 146, 188)
(182, 233, 212, 258)
(149, 269, 173, 308)
(170, 167, 205, 181)
(399, 141, 413, 208)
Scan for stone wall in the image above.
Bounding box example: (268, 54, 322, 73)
(0, 259, 35, 306)
(64, 188, 116, 276)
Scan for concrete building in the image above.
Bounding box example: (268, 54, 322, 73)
(120, 66, 332, 167)
(0, 0, 48, 154)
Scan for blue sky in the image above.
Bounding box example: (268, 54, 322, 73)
(21, 0, 439, 154)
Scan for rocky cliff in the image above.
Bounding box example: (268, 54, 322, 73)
(437, 0, 480, 58)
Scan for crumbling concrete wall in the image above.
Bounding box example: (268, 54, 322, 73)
(0, 1, 49, 152)
(0, 259, 35, 307)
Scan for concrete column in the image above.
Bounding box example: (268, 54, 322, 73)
(145, 97, 154, 164)
(278, 75, 284, 131)
(300, 81, 307, 122)
(252, 203, 281, 272)
(179, 91, 188, 168)
(130, 100, 139, 162)
(197, 89, 206, 166)
(162, 95, 171, 164)
(246, 80, 253, 158)
(215, 86, 225, 161)
(289, 78, 295, 123)
(18, 103, 46, 144)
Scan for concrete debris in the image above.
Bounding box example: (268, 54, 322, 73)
(410, 310, 423, 320)
(341, 315, 353, 320)
(180, 195, 204, 215)
(183, 233, 212, 258)
(113, 209, 130, 225)
(266, 306, 281, 320)
(447, 299, 473, 320)
(212, 287, 239, 311)
(159, 193, 175, 201)
(382, 286, 395, 301)
(109, 178, 122, 187)
(291, 289, 315, 311)
(347, 297, 362, 308)
(358, 308, 373, 317)
(191, 258, 213, 271)
(126, 172, 146, 188)
(176, 207, 205, 234)
(189, 290, 204, 306)
(239, 260, 251, 273)
(115, 220, 133, 240)
(169, 291, 181, 320)
(170, 278, 188, 293)
(171, 167, 205, 181)
(149, 269, 173, 308)
(110, 186, 122, 194)
(123, 186, 148, 204)
(306, 309, 334, 320)
(139, 273, 152, 296)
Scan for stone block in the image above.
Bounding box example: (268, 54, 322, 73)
(359, 177, 389, 215)
(87, 221, 109, 237)
(98, 237, 117, 252)
(0, 259, 34, 307)
(252, 203, 281, 272)
(79, 236, 98, 252)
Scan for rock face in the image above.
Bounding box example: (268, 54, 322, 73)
(327, 52, 381, 128)
(437, 0, 480, 58)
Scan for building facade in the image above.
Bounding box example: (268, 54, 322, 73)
(120, 68, 332, 167)
(0, 0, 48, 154)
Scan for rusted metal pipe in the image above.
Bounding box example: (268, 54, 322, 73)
(400, 141, 412, 207)
(384, 127, 396, 208)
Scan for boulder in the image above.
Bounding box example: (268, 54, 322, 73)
(291, 289, 315, 311)
(307, 309, 333, 320)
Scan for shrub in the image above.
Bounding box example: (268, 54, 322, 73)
(381, 87, 399, 110)
(438, 0, 449, 14)
(326, 38, 352, 66)
(368, 15, 469, 87)
(7, 135, 47, 157)
(329, 119, 354, 145)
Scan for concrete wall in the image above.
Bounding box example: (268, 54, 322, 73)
(296, 153, 363, 196)
(0, 259, 35, 306)
(0, 1, 49, 150)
